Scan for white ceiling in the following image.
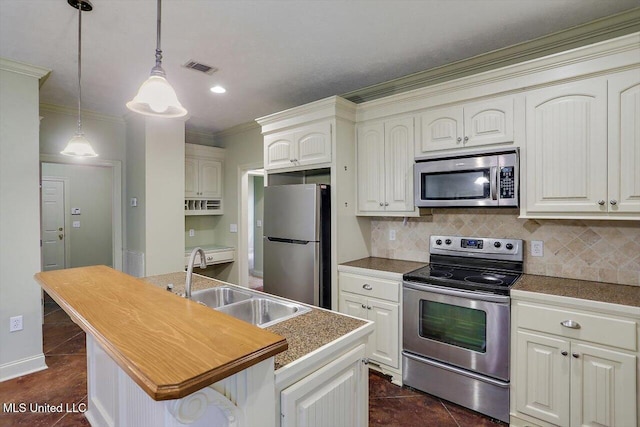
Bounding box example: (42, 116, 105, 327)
(1, 1, 637, 134)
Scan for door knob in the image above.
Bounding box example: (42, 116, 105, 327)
(610, 200, 618, 206)
(456, 137, 462, 143)
(58, 234, 64, 240)
(463, 136, 469, 142)
(58, 227, 63, 231)
(597, 200, 605, 206)
(572, 353, 580, 358)
(361, 304, 366, 309)
(561, 351, 568, 356)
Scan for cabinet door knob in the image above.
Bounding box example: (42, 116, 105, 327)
(572, 353, 580, 358)
(361, 304, 366, 309)
(610, 200, 617, 206)
(463, 136, 469, 142)
(384, 202, 389, 206)
(362, 284, 373, 290)
(598, 200, 605, 206)
(456, 137, 462, 143)
(367, 305, 372, 310)
(58, 234, 64, 240)
(561, 351, 568, 356)
(379, 202, 384, 207)
(560, 320, 580, 329)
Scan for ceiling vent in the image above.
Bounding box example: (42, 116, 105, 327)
(183, 60, 218, 75)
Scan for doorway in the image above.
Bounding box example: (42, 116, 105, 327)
(238, 162, 263, 289)
(40, 154, 123, 271)
(41, 177, 70, 271)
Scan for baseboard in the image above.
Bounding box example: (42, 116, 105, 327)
(0, 353, 47, 382)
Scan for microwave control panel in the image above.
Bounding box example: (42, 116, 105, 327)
(500, 167, 515, 199)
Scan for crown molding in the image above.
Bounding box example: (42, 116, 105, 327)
(342, 8, 640, 104)
(212, 121, 261, 141)
(39, 103, 126, 125)
(0, 57, 51, 86)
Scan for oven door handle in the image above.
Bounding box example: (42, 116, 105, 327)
(403, 281, 510, 304)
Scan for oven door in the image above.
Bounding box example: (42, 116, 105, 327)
(403, 281, 510, 381)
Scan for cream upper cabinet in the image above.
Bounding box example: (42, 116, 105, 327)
(418, 95, 514, 155)
(511, 298, 638, 427)
(525, 77, 608, 214)
(524, 70, 640, 219)
(264, 122, 331, 171)
(357, 116, 415, 215)
(184, 143, 225, 215)
(608, 69, 640, 214)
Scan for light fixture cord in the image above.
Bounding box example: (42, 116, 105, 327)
(155, 0, 162, 69)
(77, 4, 83, 134)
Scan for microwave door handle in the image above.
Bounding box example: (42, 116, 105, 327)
(490, 166, 498, 201)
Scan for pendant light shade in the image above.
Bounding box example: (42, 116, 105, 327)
(126, 0, 187, 118)
(61, 0, 98, 158)
(61, 133, 98, 157)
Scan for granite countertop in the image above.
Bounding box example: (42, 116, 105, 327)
(340, 257, 427, 275)
(513, 274, 640, 308)
(143, 272, 367, 370)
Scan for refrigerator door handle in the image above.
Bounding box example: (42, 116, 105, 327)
(266, 237, 312, 245)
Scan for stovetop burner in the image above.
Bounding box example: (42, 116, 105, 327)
(402, 235, 524, 296)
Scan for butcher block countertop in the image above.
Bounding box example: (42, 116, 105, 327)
(34, 266, 288, 401)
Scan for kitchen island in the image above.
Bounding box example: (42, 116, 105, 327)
(35, 266, 373, 427)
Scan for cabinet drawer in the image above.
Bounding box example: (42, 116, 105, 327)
(339, 272, 400, 302)
(516, 301, 637, 351)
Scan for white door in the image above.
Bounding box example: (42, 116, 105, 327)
(525, 77, 608, 213)
(264, 132, 295, 170)
(608, 70, 640, 214)
(367, 298, 399, 369)
(184, 157, 198, 197)
(570, 342, 637, 427)
(463, 96, 514, 148)
(295, 122, 332, 166)
(41, 179, 66, 271)
(384, 117, 414, 212)
(515, 330, 570, 426)
(418, 106, 463, 154)
(199, 159, 222, 198)
(357, 122, 385, 212)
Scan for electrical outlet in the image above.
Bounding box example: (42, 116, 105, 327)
(389, 229, 396, 241)
(188, 229, 195, 237)
(9, 315, 23, 332)
(230, 224, 238, 233)
(531, 240, 544, 257)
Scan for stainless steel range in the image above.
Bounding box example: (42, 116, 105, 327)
(402, 235, 523, 423)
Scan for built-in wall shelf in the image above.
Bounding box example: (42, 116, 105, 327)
(184, 199, 222, 215)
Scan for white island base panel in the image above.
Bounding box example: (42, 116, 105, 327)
(84, 334, 276, 427)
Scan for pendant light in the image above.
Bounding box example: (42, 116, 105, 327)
(126, 0, 187, 118)
(61, 0, 98, 158)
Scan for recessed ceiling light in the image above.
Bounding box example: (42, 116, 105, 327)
(210, 86, 226, 94)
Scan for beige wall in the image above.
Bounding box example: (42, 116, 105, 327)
(0, 60, 48, 380)
(253, 175, 264, 275)
(42, 163, 113, 267)
(371, 209, 640, 287)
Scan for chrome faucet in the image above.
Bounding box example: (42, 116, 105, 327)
(185, 247, 206, 298)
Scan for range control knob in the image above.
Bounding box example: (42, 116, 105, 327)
(435, 239, 442, 245)
(445, 239, 452, 245)
(494, 242, 502, 248)
(505, 243, 514, 250)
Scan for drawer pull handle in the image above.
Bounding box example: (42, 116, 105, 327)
(561, 351, 568, 356)
(560, 320, 581, 329)
(362, 284, 373, 290)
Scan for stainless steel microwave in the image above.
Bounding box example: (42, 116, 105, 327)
(414, 149, 519, 208)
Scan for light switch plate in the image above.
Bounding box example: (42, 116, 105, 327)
(130, 198, 138, 207)
(230, 224, 238, 233)
(71, 207, 81, 215)
(188, 229, 195, 237)
(531, 240, 544, 257)
(389, 229, 396, 241)
(256, 220, 262, 228)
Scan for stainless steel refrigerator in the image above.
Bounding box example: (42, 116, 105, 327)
(263, 184, 331, 309)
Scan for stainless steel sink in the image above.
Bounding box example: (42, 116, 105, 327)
(190, 286, 252, 308)
(215, 297, 311, 328)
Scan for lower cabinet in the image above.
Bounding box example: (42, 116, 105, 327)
(338, 270, 402, 384)
(280, 344, 367, 427)
(511, 297, 638, 427)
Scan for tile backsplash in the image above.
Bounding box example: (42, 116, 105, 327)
(371, 209, 640, 287)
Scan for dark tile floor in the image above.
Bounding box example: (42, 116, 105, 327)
(0, 294, 505, 427)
